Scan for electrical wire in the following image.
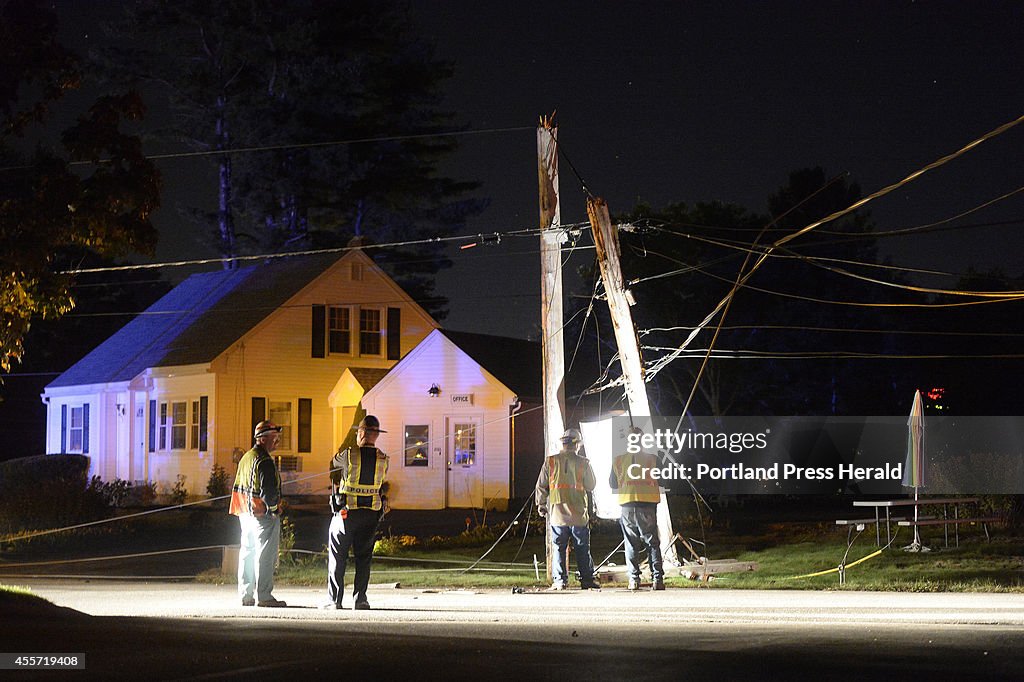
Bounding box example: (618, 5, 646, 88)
(640, 324, 1024, 339)
(58, 222, 591, 275)
(688, 262, 1024, 308)
(640, 112, 1024, 385)
(0, 125, 536, 172)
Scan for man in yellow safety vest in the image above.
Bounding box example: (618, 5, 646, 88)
(609, 426, 665, 591)
(536, 428, 599, 590)
(230, 420, 287, 607)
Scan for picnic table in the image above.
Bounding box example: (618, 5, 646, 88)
(848, 497, 984, 548)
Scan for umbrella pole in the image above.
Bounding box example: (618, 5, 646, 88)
(913, 487, 921, 549)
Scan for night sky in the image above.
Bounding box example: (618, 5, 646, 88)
(56, 1, 1024, 339)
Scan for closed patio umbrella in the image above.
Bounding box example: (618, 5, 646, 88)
(902, 390, 928, 552)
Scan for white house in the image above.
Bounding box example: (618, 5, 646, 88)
(42, 249, 437, 497)
(41, 249, 543, 509)
(353, 329, 543, 510)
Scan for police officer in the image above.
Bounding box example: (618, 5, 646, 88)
(230, 420, 287, 607)
(536, 428, 600, 590)
(322, 415, 389, 610)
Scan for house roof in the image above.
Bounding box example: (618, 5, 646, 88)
(47, 251, 348, 388)
(348, 367, 389, 392)
(439, 330, 542, 399)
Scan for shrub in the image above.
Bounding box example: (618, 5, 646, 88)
(168, 475, 188, 505)
(206, 464, 230, 500)
(90, 477, 131, 507)
(124, 480, 157, 507)
(0, 455, 108, 537)
(278, 514, 295, 563)
(374, 534, 420, 555)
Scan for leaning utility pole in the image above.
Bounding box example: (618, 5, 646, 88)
(588, 197, 678, 565)
(538, 115, 565, 583)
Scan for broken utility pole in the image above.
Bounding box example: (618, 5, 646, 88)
(587, 196, 679, 565)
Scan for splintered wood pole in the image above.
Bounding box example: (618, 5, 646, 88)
(538, 115, 565, 582)
(588, 196, 678, 565)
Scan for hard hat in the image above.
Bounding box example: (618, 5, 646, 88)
(254, 420, 283, 439)
(560, 428, 582, 444)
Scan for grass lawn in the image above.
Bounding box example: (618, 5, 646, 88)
(197, 522, 1024, 593)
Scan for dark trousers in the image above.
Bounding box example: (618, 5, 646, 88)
(327, 508, 380, 605)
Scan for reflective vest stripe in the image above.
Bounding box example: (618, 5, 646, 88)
(341, 447, 387, 511)
(613, 453, 660, 504)
(229, 447, 279, 516)
(548, 455, 586, 507)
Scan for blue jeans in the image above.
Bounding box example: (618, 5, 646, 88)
(551, 525, 596, 585)
(620, 504, 663, 582)
(238, 513, 280, 602)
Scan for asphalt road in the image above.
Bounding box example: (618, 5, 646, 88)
(4, 581, 1024, 680)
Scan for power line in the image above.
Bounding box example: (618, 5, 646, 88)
(0, 125, 536, 172)
(58, 222, 591, 275)
(638, 111, 1024, 388)
(642, 347, 1024, 360)
(689, 263, 1024, 308)
(640, 324, 1024, 338)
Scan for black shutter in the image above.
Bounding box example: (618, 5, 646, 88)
(251, 397, 266, 440)
(311, 305, 326, 358)
(199, 396, 209, 452)
(148, 400, 156, 452)
(387, 307, 401, 360)
(61, 404, 67, 454)
(82, 403, 90, 454)
(298, 398, 312, 453)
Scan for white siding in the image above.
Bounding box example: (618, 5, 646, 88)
(209, 251, 437, 495)
(361, 331, 515, 510)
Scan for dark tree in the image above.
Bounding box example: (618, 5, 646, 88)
(0, 0, 160, 374)
(100, 0, 483, 317)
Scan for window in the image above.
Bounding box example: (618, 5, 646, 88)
(360, 308, 382, 355)
(153, 397, 207, 452)
(61, 403, 89, 454)
(69, 406, 84, 452)
(404, 425, 429, 467)
(453, 423, 476, 466)
(171, 402, 187, 449)
(252, 396, 308, 453)
(159, 403, 168, 450)
(190, 400, 200, 450)
(328, 306, 350, 354)
(268, 400, 292, 450)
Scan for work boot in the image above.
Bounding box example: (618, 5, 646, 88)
(652, 579, 666, 591)
(257, 598, 287, 608)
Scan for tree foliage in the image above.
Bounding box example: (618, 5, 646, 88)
(0, 0, 160, 373)
(100, 0, 483, 317)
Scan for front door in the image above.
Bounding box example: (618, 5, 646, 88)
(446, 417, 482, 508)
